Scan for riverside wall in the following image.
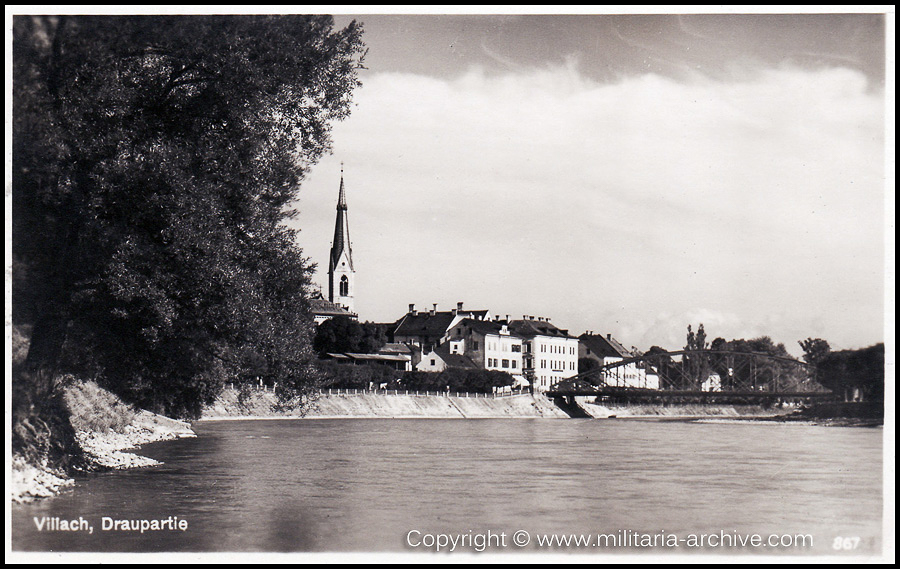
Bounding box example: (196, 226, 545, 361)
(201, 389, 795, 420)
(202, 389, 569, 419)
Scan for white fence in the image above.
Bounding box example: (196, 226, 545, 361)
(227, 384, 528, 399)
(323, 387, 527, 399)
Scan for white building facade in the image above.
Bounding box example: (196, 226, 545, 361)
(510, 318, 579, 392)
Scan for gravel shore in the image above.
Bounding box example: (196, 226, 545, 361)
(11, 410, 195, 503)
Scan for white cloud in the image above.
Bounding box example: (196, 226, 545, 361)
(292, 62, 885, 352)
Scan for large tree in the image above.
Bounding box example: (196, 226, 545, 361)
(13, 15, 366, 418)
(799, 337, 831, 367)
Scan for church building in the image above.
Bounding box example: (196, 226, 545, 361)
(328, 167, 355, 313)
(311, 167, 358, 323)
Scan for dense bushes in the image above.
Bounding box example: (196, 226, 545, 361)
(317, 359, 515, 393)
(316, 360, 400, 389)
(400, 368, 514, 393)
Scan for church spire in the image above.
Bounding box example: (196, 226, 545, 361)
(328, 165, 354, 311)
(337, 162, 348, 210)
(330, 167, 352, 270)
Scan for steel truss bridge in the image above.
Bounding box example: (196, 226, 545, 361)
(547, 349, 835, 405)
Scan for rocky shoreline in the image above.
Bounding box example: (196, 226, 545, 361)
(11, 410, 195, 504)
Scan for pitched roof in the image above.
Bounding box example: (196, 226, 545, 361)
(508, 319, 576, 339)
(378, 343, 413, 355)
(451, 317, 520, 338)
(310, 297, 357, 317)
(344, 353, 410, 363)
(579, 333, 632, 358)
(393, 311, 458, 339)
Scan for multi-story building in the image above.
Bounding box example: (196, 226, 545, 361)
(443, 318, 524, 379)
(579, 333, 659, 389)
(508, 317, 580, 392)
(391, 302, 491, 354)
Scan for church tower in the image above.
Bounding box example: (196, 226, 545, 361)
(328, 166, 355, 313)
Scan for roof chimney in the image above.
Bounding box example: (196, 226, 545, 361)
(409, 303, 417, 316)
(430, 303, 437, 316)
(505, 314, 510, 322)
(607, 333, 611, 340)
(457, 301, 464, 311)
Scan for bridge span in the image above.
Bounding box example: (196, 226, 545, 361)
(546, 349, 835, 406)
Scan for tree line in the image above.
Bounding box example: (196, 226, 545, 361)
(578, 323, 883, 399)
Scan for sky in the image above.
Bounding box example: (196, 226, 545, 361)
(286, 10, 890, 356)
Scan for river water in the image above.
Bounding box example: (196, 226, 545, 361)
(12, 418, 883, 555)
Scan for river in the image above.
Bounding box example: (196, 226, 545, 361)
(11, 418, 883, 555)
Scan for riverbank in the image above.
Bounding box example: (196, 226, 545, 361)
(11, 381, 196, 503)
(573, 397, 795, 419)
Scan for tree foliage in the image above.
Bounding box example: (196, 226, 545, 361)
(313, 316, 387, 355)
(799, 337, 831, 367)
(816, 344, 884, 402)
(682, 323, 710, 388)
(13, 15, 366, 418)
(706, 336, 811, 391)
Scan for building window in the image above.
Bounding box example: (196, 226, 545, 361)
(512, 345, 521, 353)
(431, 359, 436, 366)
(502, 359, 509, 368)
(473, 341, 479, 351)
(512, 361, 517, 369)
(339, 275, 349, 296)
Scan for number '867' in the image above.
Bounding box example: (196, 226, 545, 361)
(832, 537, 860, 550)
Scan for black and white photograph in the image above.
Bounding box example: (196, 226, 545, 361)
(6, 6, 893, 562)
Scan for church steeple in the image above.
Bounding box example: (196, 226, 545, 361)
(328, 165, 355, 312)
